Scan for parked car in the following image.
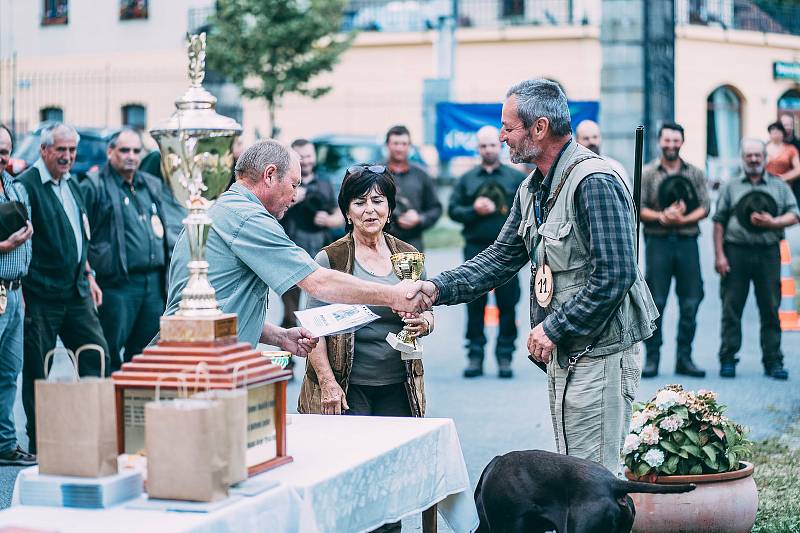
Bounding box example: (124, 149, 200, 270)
(10, 123, 119, 177)
(311, 133, 428, 192)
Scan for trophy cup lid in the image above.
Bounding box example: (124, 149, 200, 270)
(150, 33, 242, 138)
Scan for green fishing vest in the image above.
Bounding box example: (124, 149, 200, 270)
(517, 141, 658, 364)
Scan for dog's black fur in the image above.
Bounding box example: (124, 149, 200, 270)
(474, 450, 696, 533)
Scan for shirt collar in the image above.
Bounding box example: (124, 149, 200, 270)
(229, 181, 264, 207)
(108, 164, 138, 188)
(740, 172, 767, 185)
(34, 158, 71, 185)
(657, 158, 688, 175)
(531, 139, 572, 191)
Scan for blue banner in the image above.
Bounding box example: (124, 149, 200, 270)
(435, 101, 599, 161)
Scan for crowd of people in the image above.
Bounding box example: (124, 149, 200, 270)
(0, 80, 798, 493)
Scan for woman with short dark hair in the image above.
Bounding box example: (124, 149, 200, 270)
(298, 165, 432, 419)
(766, 121, 800, 185)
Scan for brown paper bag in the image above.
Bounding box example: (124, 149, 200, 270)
(191, 363, 248, 485)
(145, 396, 229, 502)
(36, 344, 118, 477)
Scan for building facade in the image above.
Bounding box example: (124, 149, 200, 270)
(0, 0, 798, 179)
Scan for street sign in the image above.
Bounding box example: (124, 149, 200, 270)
(774, 61, 800, 82)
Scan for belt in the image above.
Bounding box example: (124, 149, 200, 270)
(0, 279, 22, 290)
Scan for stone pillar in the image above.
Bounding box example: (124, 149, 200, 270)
(600, 0, 674, 171)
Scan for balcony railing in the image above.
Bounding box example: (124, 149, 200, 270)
(677, 0, 800, 35)
(342, 0, 599, 32)
(188, 1, 799, 36)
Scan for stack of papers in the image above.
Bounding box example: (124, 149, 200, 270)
(19, 467, 143, 509)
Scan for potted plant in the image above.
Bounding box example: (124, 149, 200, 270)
(622, 384, 757, 533)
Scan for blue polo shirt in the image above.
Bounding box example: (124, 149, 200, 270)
(165, 182, 320, 346)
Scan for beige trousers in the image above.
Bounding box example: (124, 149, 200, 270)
(547, 344, 642, 476)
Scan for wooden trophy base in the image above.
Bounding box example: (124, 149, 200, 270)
(112, 313, 293, 476)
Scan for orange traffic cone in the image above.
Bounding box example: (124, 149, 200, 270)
(484, 290, 499, 327)
(779, 240, 800, 331)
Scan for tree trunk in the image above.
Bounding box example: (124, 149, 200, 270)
(268, 100, 279, 139)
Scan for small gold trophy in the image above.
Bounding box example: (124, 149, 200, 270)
(386, 252, 425, 360)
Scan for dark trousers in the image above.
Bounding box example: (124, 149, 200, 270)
(345, 382, 410, 533)
(718, 243, 783, 367)
(464, 243, 520, 362)
(22, 293, 110, 451)
(643, 234, 704, 363)
(280, 285, 301, 329)
(345, 383, 412, 417)
(99, 271, 165, 372)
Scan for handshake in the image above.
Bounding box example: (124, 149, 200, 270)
(388, 279, 439, 314)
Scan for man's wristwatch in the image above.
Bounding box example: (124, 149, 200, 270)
(84, 269, 96, 278)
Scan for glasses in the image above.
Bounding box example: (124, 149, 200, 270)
(346, 165, 387, 178)
(118, 147, 142, 154)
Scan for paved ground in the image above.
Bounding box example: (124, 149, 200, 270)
(2, 221, 799, 529)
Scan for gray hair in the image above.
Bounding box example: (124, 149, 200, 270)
(506, 79, 571, 137)
(40, 122, 80, 147)
(740, 137, 766, 155)
(108, 127, 143, 150)
(234, 139, 292, 182)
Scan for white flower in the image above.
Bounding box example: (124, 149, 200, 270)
(640, 424, 661, 445)
(623, 433, 642, 454)
(643, 448, 665, 468)
(659, 414, 683, 433)
(630, 411, 649, 432)
(697, 389, 717, 401)
(655, 389, 684, 410)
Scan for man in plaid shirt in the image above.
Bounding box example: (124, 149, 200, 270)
(418, 79, 658, 474)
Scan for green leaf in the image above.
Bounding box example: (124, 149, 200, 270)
(636, 462, 652, 477)
(660, 440, 681, 455)
(673, 406, 689, 419)
(684, 427, 700, 445)
(702, 444, 718, 463)
(682, 444, 703, 458)
(703, 457, 719, 471)
(672, 432, 685, 445)
(727, 452, 737, 469)
(664, 454, 680, 473)
(689, 463, 703, 475)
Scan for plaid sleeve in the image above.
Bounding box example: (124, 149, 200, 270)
(692, 166, 711, 212)
(432, 188, 530, 305)
(542, 174, 638, 342)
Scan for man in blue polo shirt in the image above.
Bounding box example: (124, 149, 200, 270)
(165, 139, 431, 352)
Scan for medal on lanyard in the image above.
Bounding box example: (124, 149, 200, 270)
(532, 189, 554, 308)
(150, 204, 164, 239)
(82, 213, 91, 241)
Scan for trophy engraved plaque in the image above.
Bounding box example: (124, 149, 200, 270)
(112, 34, 292, 476)
(385, 252, 425, 361)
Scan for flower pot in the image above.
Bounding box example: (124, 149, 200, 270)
(624, 462, 757, 533)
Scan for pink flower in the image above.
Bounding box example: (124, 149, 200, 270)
(640, 424, 661, 445)
(658, 414, 683, 433)
(623, 433, 642, 454)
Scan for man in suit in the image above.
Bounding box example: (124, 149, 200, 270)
(17, 123, 109, 452)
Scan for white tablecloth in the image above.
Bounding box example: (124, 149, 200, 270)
(1, 415, 478, 533)
(270, 415, 479, 533)
(0, 481, 313, 532)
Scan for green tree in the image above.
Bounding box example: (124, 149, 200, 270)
(206, 0, 354, 138)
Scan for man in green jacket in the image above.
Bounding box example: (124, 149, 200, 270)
(17, 123, 109, 452)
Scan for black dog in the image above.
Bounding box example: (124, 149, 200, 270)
(474, 450, 695, 533)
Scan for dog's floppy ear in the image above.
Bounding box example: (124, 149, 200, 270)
(616, 495, 635, 533)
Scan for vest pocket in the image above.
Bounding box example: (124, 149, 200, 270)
(537, 220, 582, 272)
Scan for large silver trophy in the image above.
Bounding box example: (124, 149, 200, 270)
(150, 33, 241, 341)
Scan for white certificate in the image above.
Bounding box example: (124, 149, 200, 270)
(294, 304, 380, 337)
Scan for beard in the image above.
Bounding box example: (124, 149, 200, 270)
(585, 143, 600, 155)
(744, 162, 765, 176)
(662, 147, 680, 161)
(510, 137, 542, 164)
(481, 153, 499, 167)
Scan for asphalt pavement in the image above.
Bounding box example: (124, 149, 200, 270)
(1, 221, 799, 530)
